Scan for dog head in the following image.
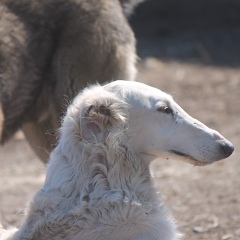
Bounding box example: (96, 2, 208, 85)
(62, 80, 234, 166)
(103, 80, 234, 166)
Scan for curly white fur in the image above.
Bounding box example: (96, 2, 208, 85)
(1, 80, 233, 240)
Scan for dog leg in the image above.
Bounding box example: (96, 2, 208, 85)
(22, 120, 59, 163)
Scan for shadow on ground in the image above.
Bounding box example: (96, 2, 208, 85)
(130, 0, 240, 67)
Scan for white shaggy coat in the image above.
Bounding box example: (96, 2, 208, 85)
(1, 81, 234, 240)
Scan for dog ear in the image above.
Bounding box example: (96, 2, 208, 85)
(63, 86, 128, 142)
(85, 100, 127, 131)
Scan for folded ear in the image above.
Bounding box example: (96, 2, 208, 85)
(78, 88, 128, 141)
(85, 97, 126, 131)
(86, 101, 126, 130)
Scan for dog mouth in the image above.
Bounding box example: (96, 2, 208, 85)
(170, 150, 189, 157)
(169, 150, 209, 166)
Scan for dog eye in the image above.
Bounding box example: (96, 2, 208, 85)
(157, 106, 173, 114)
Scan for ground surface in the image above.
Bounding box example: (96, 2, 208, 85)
(0, 0, 240, 239)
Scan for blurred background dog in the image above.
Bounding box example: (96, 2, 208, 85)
(0, 0, 142, 162)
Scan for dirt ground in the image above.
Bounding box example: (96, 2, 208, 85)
(0, 0, 240, 239)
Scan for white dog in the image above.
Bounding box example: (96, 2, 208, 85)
(1, 81, 234, 240)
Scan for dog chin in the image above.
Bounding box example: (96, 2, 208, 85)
(140, 151, 211, 166)
(181, 156, 210, 166)
(169, 150, 210, 166)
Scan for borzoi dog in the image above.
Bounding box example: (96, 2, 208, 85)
(1, 81, 234, 240)
(0, 0, 141, 162)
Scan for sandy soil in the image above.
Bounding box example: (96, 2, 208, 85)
(0, 0, 240, 239)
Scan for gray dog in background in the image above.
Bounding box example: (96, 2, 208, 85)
(0, 0, 143, 162)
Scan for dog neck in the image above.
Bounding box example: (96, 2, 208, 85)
(43, 130, 159, 209)
(16, 129, 179, 240)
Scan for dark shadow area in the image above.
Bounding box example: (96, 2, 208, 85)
(130, 0, 240, 67)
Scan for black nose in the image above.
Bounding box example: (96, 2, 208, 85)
(221, 141, 234, 157)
